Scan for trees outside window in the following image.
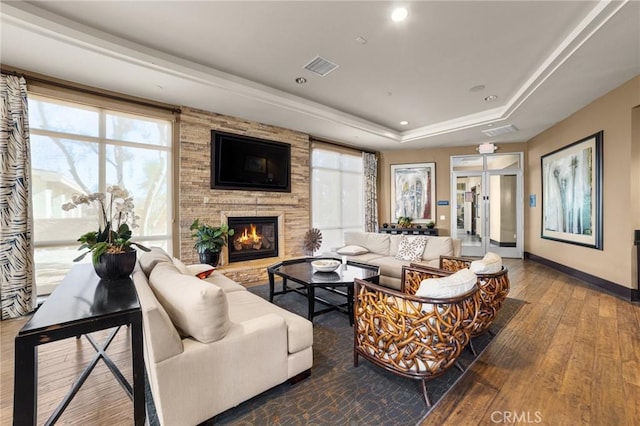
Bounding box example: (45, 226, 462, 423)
(29, 95, 173, 294)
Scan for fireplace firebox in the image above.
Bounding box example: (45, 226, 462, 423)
(227, 216, 279, 263)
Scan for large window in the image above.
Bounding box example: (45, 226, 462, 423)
(311, 146, 364, 254)
(29, 95, 173, 295)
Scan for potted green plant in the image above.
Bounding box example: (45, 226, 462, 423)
(62, 185, 150, 280)
(397, 216, 413, 228)
(190, 219, 235, 266)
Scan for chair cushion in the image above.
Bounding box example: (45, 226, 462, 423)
(395, 236, 428, 261)
(337, 245, 369, 256)
(421, 237, 454, 261)
(139, 246, 172, 276)
(416, 268, 477, 299)
(149, 262, 230, 343)
(470, 252, 502, 274)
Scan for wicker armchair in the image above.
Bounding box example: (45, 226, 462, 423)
(412, 255, 510, 354)
(353, 266, 481, 406)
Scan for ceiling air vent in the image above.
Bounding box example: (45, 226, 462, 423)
(303, 56, 339, 77)
(481, 124, 519, 137)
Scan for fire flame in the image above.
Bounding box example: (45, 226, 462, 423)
(237, 224, 262, 244)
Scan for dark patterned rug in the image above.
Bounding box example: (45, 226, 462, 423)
(146, 284, 525, 426)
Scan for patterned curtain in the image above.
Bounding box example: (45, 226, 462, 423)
(0, 74, 35, 319)
(363, 152, 379, 232)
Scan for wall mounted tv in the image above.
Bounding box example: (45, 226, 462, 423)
(211, 131, 291, 192)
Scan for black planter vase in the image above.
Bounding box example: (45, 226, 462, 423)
(94, 250, 137, 280)
(199, 249, 220, 267)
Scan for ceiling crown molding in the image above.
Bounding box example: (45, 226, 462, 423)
(1, 0, 629, 146)
(399, 0, 629, 145)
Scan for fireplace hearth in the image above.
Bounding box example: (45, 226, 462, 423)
(227, 216, 279, 263)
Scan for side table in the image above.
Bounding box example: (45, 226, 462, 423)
(13, 263, 145, 425)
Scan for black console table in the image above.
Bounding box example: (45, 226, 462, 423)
(379, 227, 439, 236)
(13, 264, 145, 425)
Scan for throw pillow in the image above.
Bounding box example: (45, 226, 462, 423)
(470, 252, 502, 274)
(139, 246, 172, 276)
(195, 268, 215, 279)
(337, 245, 369, 256)
(395, 236, 428, 262)
(415, 268, 477, 299)
(149, 262, 230, 343)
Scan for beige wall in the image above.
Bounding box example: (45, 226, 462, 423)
(379, 144, 527, 236)
(526, 75, 640, 289)
(632, 106, 640, 289)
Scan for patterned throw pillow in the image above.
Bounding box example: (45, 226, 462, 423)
(395, 236, 428, 261)
(195, 268, 215, 279)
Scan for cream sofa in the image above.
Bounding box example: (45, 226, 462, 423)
(132, 248, 313, 426)
(335, 231, 461, 290)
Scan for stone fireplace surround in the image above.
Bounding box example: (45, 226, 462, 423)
(179, 106, 311, 284)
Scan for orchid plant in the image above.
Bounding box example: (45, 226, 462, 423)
(62, 185, 149, 264)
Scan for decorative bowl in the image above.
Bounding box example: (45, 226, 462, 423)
(311, 259, 340, 273)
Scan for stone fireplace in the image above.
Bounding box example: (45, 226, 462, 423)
(179, 106, 310, 284)
(227, 216, 279, 263)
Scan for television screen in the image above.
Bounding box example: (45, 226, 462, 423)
(211, 131, 291, 192)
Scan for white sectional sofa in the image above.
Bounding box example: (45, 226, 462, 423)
(335, 231, 461, 290)
(132, 247, 313, 426)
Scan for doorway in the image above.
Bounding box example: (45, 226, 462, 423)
(451, 153, 523, 258)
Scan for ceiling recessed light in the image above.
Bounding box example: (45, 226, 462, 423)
(484, 95, 498, 102)
(391, 7, 408, 22)
(400, 121, 409, 126)
(295, 77, 307, 84)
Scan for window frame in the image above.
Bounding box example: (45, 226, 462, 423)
(28, 91, 176, 294)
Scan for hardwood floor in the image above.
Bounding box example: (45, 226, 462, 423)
(423, 258, 640, 426)
(1, 258, 639, 425)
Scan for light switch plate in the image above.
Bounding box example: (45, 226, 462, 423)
(440, 215, 445, 221)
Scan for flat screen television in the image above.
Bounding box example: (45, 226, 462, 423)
(211, 131, 291, 192)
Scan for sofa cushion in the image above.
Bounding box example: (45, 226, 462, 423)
(389, 235, 403, 257)
(149, 262, 230, 343)
(367, 256, 409, 279)
(172, 257, 191, 275)
(416, 268, 477, 299)
(342, 252, 387, 264)
(422, 237, 454, 261)
(226, 291, 313, 354)
(396, 236, 428, 261)
(470, 252, 502, 274)
(204, 271, 247, 293)
(337, 245, 369, 256)
(139, 246, 173, 276)
(344, 231, 390, 255)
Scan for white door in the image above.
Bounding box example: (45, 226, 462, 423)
(451, 154, 523, 258)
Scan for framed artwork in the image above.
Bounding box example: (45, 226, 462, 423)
(541, 131, 603, 249)
(390, 162, 436, 223)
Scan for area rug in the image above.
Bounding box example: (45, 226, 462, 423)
(146, 284, 525, 426)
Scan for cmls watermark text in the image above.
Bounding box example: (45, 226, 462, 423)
(491, 411, 543, 424)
